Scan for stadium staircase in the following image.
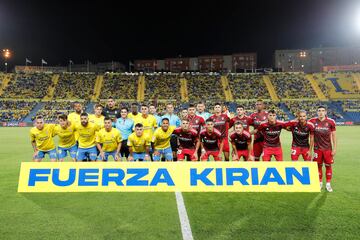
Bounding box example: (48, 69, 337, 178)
(180, 78, 189, 102)
(137, 75, 145, 102)
(327, 101, 352, 122)
(278, 102, 295, 120)
(24, 102, 45, 122)
(220, 76, 234, 101)
(327, 78, 344, 92)
(43, 74, 59, 100)
(0, 74, 12, 96)
(92, 75, 104, 101)
(352, 73, 360, 91)
(262, 75, 280, 102)
(306, 74, 327, 101)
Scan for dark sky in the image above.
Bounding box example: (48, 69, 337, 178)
(1, 0, 360, 67)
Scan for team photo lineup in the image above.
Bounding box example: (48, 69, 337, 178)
(31, 97, 336, 191)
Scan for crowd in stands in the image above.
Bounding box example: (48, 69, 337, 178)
(185, 74, 225, 102)
(54, 73, 96, 100)
(0, 100, 37, 122)
(100, 73, 138, 100)
(285, 101, 343, 120)
(145, 73, 181, 101)
(269, 73, 317, 99)
(1, 73, 52, 99)
(37, 101, 84, 122)
(227, 74, 270, 100)
(342, 100, 360, 111)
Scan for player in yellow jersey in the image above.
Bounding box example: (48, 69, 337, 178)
(53, 114, 77, 162)
(127, 123, 151, 161)
(75, 112, 101, 161)
(30, 116, 57, 162)
(128, 102, 141, 122)
(89, 104, 105, 128)
(137, 104, 157, 139)
(96, 117, 122, 161)
(68, 102, 83, 126)
(152, 118, 176, 161)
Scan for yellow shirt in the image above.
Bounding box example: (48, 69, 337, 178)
(68, 112, 82, 140)
(30, 124, 56, 151)
(75, 122, 100, 148)
(128, 112, 141, 123)
(53, 123, 76, 148)
(89, 114, 105, 128)
(96, 128, 122, 152)
(136, 115, 157, 140)
(127, 132, 150, 153)
(152, 126, 175, 150)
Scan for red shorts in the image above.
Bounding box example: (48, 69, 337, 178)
(313, 149, 333, 165)
(201, 150, 222, 161)
(252, 141, 264, 160)
(222, 138, 230, 153)
(234, 150, 249, 161)
(177, 148, 197, 161)
(262, 147, 283, 161)
(291, 147, 311, 161)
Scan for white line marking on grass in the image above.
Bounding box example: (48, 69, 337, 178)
(175, 191, 194, 240)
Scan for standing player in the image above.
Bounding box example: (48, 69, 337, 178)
(53, 114, 77, 162)
(96, 117, 122, 161)
(89, 104, 105, 128)
(68, 102, 83, 126)
(173, 119, 200, 161)
(152, 118, 176, 161)
(30, 116, 57, 162)
(229, 105, 250, 131)
(208, 103, 230, 161)
(309, 106, 337, 192)
(102, 97, 121, 122)
(252, 109, 285, 161)
(162, 103, 181, 161)
(229, 122, 252, 161)
(128, 102, 141, 123)
(187, 104, 205, 134)
(199, 119, 223, 161)
(115, 107, 134, 161)
(196, 101, 211, 121)
(248, 99, 268, 161)
(75, 113, 100, 161)
(284, 110, 315, 161)
(180, 108, 188, 119)
(127, 123, 151, 161)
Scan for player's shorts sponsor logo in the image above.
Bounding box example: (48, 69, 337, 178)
(18, 162, 320, 192)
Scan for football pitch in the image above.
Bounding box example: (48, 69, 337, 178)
(0, 127, 359, 240)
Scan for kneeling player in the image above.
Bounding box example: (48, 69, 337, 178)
(252, 110, 285, 161)
(30, 116, 57, 162)
(173, 119, 200, 161)
(127, 123, 151, 161)
(229, 122, 252, 161)
(96, 117, 122, 161)
(152, 118, 176, 161)
(284, 110, 314, 161)
(53, 114, 77, 162)
(309, 106, 336, 192)
(199, 119, 223, 161)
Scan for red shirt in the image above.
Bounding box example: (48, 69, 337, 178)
(209, 114, 230, 138)
(248, 111, 268, 142)
(200, 128, 222, 151)
(229, 130, 251, 150)
(309, 117, 336, 150)
(284, 120, 315, 148)
(187, 115, 205, 135)
(257, 120, 285, 148)
(229, 115, 251, 131)
(173, 127, 199, 149)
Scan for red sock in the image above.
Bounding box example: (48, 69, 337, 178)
(325, 165, 332, 183)
(318, 164, 323, 182)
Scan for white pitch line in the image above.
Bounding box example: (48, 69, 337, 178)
(175, 191, 194, 240)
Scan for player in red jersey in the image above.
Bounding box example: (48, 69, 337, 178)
(284, 110, 314, 161)
(173, 119, 200, 161)
(208, 103, 230, 161)
(252, 109, 285, 161)
(229, 122, 252, 161)
(187, 104, 205, 135)
(229, 105, 251, 131)
(309, 106, 337, 192)
(200, 118, 223, 161)
(248, 99, 268, 161)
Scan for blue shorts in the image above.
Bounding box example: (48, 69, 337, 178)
(58, 144, 78, 159)
(99, 151, 117, 161)
(153, 147, 173, 161)
(36, 149, 57, 160)
(76, 146, 98, 161)
(132, 152, 146, 161)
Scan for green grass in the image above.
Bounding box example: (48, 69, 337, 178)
(0, 127, 360, 239)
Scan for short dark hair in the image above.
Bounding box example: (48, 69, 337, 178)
(206, 118, 214, 123)
(197, 101, 205, 105)
(181, 118, 189, 123)
(58, 114, 68, 121)
(120, 107, 128, 112)
(188, 104, 195, 109)
(80, 112, 88, 117)
(131, 102, 138, 106)
(236, 105, 245, 109)
(214, 102, 221, 107)
(94, 104, 103, 109)
(108, 96, 114, 100)
(141, 104, 148, 108)
(268, 109, 276, 114)
(35, 115, 43, 120)
(234, 121, 243, 127)
(162, 118, 169, 123)
(135, 123, 143, 128)
(256, 99, 264, 103)
(104, 117, 111, 122)
(318, 105, 327, 110)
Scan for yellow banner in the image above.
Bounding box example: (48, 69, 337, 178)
(18, 162, 320, 192)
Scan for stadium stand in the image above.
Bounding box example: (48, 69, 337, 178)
(144, 73, 181, 101)
(185, 73, 225, 102)
(53, 73, 96, 100)
(227, 74, 270, 100)
(0, 100, 37, 122)
(100, 73, 138, 100)
(36, 101, 81, 122)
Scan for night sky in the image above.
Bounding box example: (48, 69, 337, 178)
(1, 0, 360, 68)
